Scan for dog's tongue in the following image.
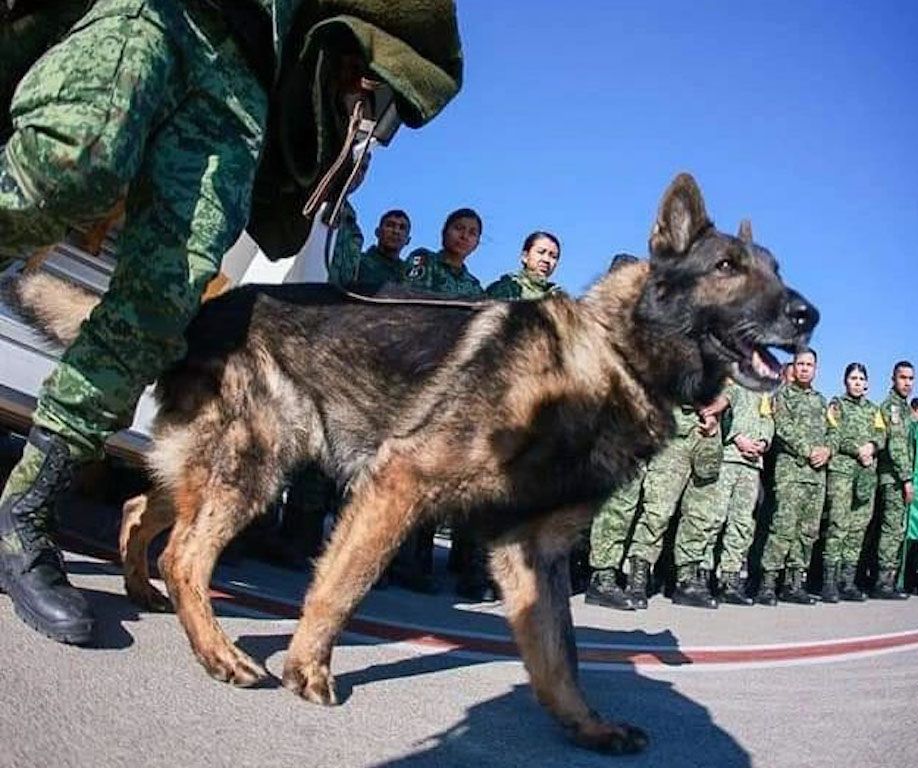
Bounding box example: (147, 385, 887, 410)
(751, 347, 781, 380)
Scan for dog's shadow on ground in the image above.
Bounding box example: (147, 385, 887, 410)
(236, 622, 750, 768)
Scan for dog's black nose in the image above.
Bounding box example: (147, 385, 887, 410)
(784, 291, 819, 334)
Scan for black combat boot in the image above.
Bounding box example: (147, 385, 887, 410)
(871, 569, 909, 600)
(838, 564, 866, 602)
(821, 562, 839, 604)
(719, 571, 753, 606)
(626, 556, 650, 609)
(779, 567, 816, 605)
(0, 427, 94, 644)
(585, 568, 635, 611)
(756, 571, 778, 606)
(672, 565, 718, 609)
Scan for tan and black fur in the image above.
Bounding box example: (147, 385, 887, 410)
(9, 174, 818, 754)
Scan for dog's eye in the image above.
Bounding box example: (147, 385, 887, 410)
(715, 258, 736, 274)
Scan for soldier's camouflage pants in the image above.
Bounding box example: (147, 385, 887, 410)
(0, 0, 266, 461)
(876, 481, 907, 569)
(700, 461, 761, 575)
(823, 471, 875, 567)
(588, 464, 645, 570)
(760, 477, 826, 572)
(627, 435, 718, 569)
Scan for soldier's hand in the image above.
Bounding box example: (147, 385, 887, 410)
(698, 394, 729, 420)
(735, 435, 757, 454)
(905, 481, 915, 505)
(857, 443, 875, 466)
(809, 446, 830, 468)
(698, 413, 719, 437)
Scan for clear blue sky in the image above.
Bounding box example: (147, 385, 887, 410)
(354, 1, 918, 401)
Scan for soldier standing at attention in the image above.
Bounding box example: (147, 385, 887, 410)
(402, 208, 485, 297)
(329, 208, 411, 293)
(702, 380, 774, 605)
(622, 404, 724, 609)
(821, 363, 885, 602)
(758, 348, 831, 606)
(394, 208, 484, 593)
(485, 231, 562, 299)
(584, 253, 644, 611)
(873, 360, 915, 599)
(0, 0, 463, 644)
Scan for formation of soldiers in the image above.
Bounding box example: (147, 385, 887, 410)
(586, 352, 918, 610)
(270, 212, 918, 611)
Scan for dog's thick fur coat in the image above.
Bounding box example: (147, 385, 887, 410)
(11, 174, 818, 754)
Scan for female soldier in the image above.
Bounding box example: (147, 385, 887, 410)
(403, 208, 485, 296)
(486, 230, 562, 299)
(822, 363, 886, 602)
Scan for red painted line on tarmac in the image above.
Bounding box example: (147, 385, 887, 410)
(62, 533, 918, 668)
(210, 582, 918, 667)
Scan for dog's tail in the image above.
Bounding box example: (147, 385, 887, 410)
(2, 270, 100, 347)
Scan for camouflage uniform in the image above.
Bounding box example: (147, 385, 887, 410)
(703, 382, 774, 577)
(485, 268, 561, 300)
(1, 0, 270, 465)
(823, 394, 884, 566)
(589, 464, 645, 570)
(327, 207, 404, 292)
(0, 0, 463, 640)
(627, 406, 723, 576)
(760, 381, 830, 578)
(393, 246, 483, 591)
(876, 390, 915, 570)
(402, 247, 484, 297)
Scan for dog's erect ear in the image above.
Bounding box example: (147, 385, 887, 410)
(738, 219, 753, 244)
(649, 173, 712, 258)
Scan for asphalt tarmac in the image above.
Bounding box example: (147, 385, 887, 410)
(2, 548, 917, 768)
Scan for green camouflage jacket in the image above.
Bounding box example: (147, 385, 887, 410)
(327, 203, 404, 292)
(877, 389, 915, 486)
(485, 269, 561, 300)
(826, 393, 885, 476)
(246, 0, 464, 260)
(721, 381, 775, 468)
(773, 381, 830, 485)
(402, 248, 483, 297)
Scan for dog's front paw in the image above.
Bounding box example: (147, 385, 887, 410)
(282, 658, 338, 705)
(571, 719, 648, 755)
(196, 642, 267, 687)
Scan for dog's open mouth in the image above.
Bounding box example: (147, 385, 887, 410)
(706, 332, 790, 391)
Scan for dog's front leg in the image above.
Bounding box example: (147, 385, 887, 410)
(283, 453, 427, 705)
(490, 536, 648, 754)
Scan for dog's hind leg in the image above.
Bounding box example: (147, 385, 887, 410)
(120, 489, 175, 611)
(489, 514, 649, 755)
(283, 453, 427, 705)
(159, 473, 279, 687)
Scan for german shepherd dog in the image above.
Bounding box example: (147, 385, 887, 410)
(10, 174, 818, 754)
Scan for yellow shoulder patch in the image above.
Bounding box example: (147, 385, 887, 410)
(759, 394, 772, 417)
(874, 410, 886, 430)
(827, 401, 839, 428)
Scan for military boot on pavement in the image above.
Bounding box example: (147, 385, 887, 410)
(0, 427, 93, 645)
(672, 564, 718, 609)
(779, 567, 816, 605)
(838, 564, 866, 602)
(585, 567, 635, 611)
(719, 571, 753, 606)
(756, 570, 778, 606)
(821, 562, 839, 603)
(626, 556, 650, 609)
(871, 569, 909, 600)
